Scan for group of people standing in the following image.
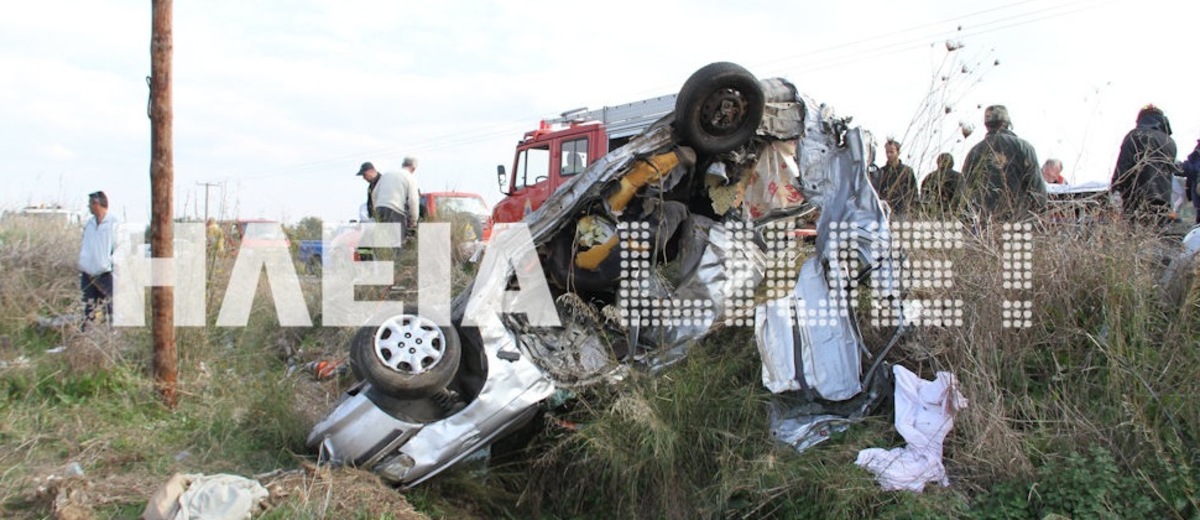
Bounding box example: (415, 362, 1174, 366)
(870, 104, 1196, 227)
(355, 157, 421, 258)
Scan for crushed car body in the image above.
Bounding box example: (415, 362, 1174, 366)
(307, 62, 901, 487)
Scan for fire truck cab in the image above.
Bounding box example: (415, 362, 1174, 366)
(492, 95, 676, 225)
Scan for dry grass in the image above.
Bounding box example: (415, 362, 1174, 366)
(895, 217, 1200, 495)
(0, 218, 80, 331)
(3, 213, 1198, 518)
(0, 217, 432, 518)
(258, 464, 428, 519)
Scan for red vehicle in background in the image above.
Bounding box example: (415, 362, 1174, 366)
(419, 191, 492, 242)
(492, 95, 676, 225)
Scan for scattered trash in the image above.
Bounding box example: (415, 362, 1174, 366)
(46, 346, 67, 354)
(0, 355, 30, 370)
(289, 359, 348, 380)
(65, 462, 85, 477)
(175, 450, 192, 462)
(142, 473, 269, 520)
(35, 314, 78, 331)
(855, 365, 968, 492)
(36, 472, 92, 520)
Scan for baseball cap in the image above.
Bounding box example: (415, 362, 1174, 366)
(356, 162, 375, 176)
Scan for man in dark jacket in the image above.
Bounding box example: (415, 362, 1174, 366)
(1181, 139, 1200, 224)
(961, 105, 1046, 221)
(921, 152, 962, 215)
(1111, 105, 1180, 228)
(870, 138, 918, 217)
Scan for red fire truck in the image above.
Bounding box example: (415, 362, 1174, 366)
(490, 94, 677, 224)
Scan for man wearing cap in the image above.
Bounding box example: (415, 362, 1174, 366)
(960, 105, 1046, 221)
(870, 138, 918, 217)
(78, 191, 118, 328)
(1111, 105, 1181, 228)
(357, 161, 381, 219)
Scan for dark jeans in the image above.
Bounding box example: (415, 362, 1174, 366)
(374, 207, 409, 259)
(81, 271, 113, 328)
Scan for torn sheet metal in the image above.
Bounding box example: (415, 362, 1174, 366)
(758, 78, 806, 139)
(754, 89, 901, 452)
(631, 220, 765, 357)
(754, 257, 862, 401)
(753, 115, 884, 401)
(856, 365, 968, 492)
(767, 365, 892, 452)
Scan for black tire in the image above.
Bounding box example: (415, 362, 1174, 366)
(348, 326, 374, 381)
(674, 62, 764, 155)
(350, 305, 462, 399)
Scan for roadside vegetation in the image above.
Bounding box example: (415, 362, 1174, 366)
(0, 213, 1197, 519)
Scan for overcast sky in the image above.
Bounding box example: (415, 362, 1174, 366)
(2, 0, 1196, 226)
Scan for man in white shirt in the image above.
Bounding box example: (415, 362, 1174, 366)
(78, 191, 118, 327)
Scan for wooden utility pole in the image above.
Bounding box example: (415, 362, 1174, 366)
(150, 0, 178, 407)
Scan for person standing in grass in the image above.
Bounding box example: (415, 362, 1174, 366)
(921, 152, 963, 216)
(960, 105, 1046, 222)
(357, 158, 420, 258)
(870, 139, 918, 217)
(1111, 105, 1181, 228)
(1180, 139, 1200, 224)
(78, 191, 118, 328)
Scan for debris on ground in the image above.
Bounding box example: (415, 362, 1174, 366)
(855, 365, 968, 492)
(0, 355, 29, 370)
(288, 358, 349, 380)
(34, 314, 78, 332)
(142, 472, 269, 520)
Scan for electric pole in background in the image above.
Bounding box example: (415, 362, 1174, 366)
(150, 0, 178, 407)
(196, 181, 219, 222)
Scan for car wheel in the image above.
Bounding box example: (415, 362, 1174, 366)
(350, 305, 462, 399)
(674, 62, 765, 155)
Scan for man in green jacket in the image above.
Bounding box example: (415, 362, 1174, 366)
(871, 139, 918, 217)
(960, 105, 1046, 222)
(921, 152, 963, 216)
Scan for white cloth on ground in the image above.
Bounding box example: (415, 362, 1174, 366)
(855, 364, 968, 492)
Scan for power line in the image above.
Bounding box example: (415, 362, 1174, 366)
(214, 0, 1106, 184)
(195, 181, 221, 221)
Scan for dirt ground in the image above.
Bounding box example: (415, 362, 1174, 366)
(12, 463, 426, 519)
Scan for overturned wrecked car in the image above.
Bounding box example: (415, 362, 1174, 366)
(307, 62, 901, 486)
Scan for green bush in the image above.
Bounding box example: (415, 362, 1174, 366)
(968, 445, 1190, 519)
